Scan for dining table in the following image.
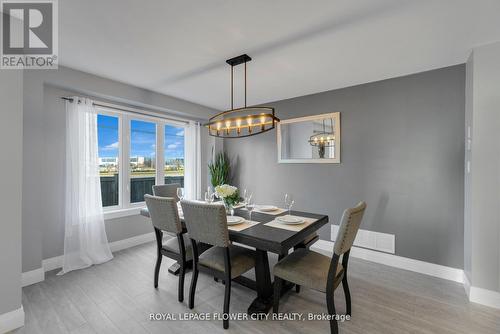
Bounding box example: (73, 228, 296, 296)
(140, 205, 329, 315)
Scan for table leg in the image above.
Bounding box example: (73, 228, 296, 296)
(248, 249, 273, 316)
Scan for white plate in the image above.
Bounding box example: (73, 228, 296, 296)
(257, 205, 279, 212)
(276, 216, 304, 225)
(227, 216, 244, 225)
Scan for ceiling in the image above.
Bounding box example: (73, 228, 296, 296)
(59, 0, 500, 111)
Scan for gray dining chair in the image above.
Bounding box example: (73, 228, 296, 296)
(144, 194, 192, 302)
(152, 183, 181, 200)
(181, 200, 256, 329)
(273, 201, 367, 334)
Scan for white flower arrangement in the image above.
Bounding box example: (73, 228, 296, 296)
(215, 184, 238, 199)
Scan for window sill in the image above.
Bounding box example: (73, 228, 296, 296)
(104, 207, 145, 220)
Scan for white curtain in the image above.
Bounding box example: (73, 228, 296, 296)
(59, 97, 113, 275)
(184, 121, 201, 200)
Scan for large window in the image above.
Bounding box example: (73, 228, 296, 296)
(96, 107, 186, 210)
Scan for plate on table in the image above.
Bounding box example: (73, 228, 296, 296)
(257, 205, 279, 212)
(276, 216, 304, 225)
(227, 216, 245, 225)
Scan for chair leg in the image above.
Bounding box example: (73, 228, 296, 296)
(342, 276, 351, 316)
(295, 284, 301, 293)
(223, 277, 231, 329)
(273, 277, 282, 314)
(326, 294, 338, 334)
(178, 263, 185, 302)
(154, 254, 162, 288)
(188, 265, 198, 309)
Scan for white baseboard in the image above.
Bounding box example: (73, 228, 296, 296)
(21, 267, 45, 287)
(311, 240, 464, 283)
(469, 286, 500, 310)
(0, 306, 24, 334)
(109, 232, 155, 253)
(42, 255, 64, 272)
(40, 232, 156, 273)
(463, 272, 471, 298)
(331, 225, 395, 254)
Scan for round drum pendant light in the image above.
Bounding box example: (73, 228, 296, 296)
(205, 54, 279, 138)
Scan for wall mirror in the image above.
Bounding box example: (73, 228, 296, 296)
(277, 112, 340, 163)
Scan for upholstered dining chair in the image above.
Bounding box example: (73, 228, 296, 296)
(144, 194, 192, 302)
(181, 200, 256, 329)
(152, 183, 181, 200)
(273, 201, 367, 334)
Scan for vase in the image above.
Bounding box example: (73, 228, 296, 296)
(224, 201, 234, 216)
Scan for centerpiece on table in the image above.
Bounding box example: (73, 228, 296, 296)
(214, 184, 239, 216)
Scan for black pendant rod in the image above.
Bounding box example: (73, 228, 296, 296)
(226, 54, 252, 110)
(244, 61, 247, 108)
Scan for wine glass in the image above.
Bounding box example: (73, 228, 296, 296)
(284, 193, 295, 216)
(176, 187, 185, 201)
(205, 191, 215, 203)
(246, 196, 255, 222)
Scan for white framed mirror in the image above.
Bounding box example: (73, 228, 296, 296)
(277, 112, 341, 163)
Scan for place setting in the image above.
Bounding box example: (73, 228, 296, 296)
(205, 186, 261, 232)
(263, 194, 318, 231)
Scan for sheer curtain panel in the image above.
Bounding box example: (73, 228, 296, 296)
(60, 97, 113, 274)
(184, 121, 201, 200)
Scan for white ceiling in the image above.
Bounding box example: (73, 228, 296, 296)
(60, 0, 500, 111)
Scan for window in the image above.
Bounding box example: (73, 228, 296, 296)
(96, 107, 186, 211)
(130, 120, 156, 203)
(164, 125, 185, 187)
(97, 114, 120, 207)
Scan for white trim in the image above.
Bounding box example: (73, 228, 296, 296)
(0, 306, 24, 334)
(469, 286, 500, 310)
(21, 267, 45, 287)
(108, 232, 156, 253)
(311, 240, 464, 283)
(42, 255, 64, 273)
(331, 225, 395, 254)
(103, 206, 144, 220)
(463, 272, 471, 298)
(96, 102, 189, 126)
(42, 232, 156, 272)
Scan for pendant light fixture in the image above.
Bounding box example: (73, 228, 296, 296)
(206, 54, 279, 138)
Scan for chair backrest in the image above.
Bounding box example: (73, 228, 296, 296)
(152, 183, 181, 200)
(181, 200, 230, 247)
(144, 194, 182, 234)
(333, 202, 367, 255)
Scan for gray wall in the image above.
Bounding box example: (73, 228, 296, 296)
(466, 42, 500, 292)
(23, 67, 219, 271)
(225, 65, 465, 268)
(0, 69, 23, 314)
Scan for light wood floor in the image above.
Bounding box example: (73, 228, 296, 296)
(14, 241, 500, 334)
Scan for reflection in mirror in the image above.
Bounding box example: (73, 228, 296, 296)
(278, 113, 340, 163)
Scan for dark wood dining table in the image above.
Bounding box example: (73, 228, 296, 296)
(140, 206, 329, 315)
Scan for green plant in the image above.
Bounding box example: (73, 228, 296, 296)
(208, 152, 230, 188)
